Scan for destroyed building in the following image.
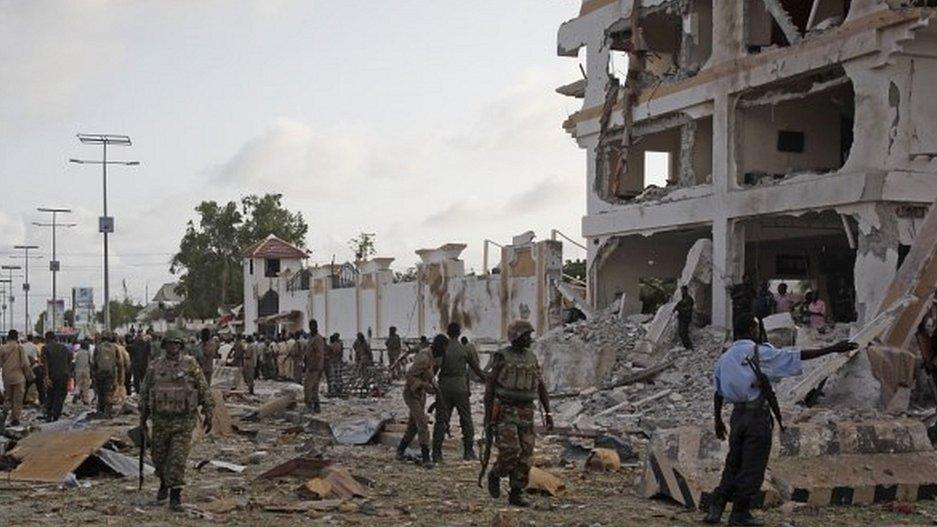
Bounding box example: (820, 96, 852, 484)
(557, 0, 937, 328)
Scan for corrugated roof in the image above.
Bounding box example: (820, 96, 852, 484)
(243, 234, 308, 259)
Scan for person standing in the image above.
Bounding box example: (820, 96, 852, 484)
(291, 332, 306, 383)
(675, 285, 695, 350)
(353, 333, 372, 371)
(303, 320, 326, 413)
(114, 337, 131, 405)
(432, 322, 486, 463)
(129, 333, 151, 395)
(807, 291, 827, 331)
(773, 283, 795, 314)
(73, 340, 93, 405)
(93, 332, 119, 418)
(140, 329, 213, 511)
(483, 320, 553, 507)
(240, 335, 258, 395)
(21, 335, 41, 406)
(704, 313, 856, 525)
(461, 336, 484, 384)
(197, 329, 219, 386)
(326, 333, 344, 397)
(0, 330, 34, 426)
(753, 282, 776, 320)
(42, 332, 71, 422)
(397, 333, 443, 468)
(386, 326, 402, 370)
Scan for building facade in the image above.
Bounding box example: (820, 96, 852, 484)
(558, 0, 937, 327)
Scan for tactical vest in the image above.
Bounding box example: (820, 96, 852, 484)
(148, 357, 198, 415)
(438, 341, 468, 379)
(495, 347, 540, 403)
(95, 342, 118, 375)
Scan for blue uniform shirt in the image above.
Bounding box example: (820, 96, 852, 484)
(713, 339, 803, 403)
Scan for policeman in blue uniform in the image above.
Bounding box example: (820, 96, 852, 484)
(704, 312, 856, 526)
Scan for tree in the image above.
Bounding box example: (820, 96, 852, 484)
(95, 299, 144, 328)
(394, 267, 418, 283)
(348, 232, 376, 262)
(171, 193, 308, 319)
(563, 259, 587, 282)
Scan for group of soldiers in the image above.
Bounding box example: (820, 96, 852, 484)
(395, 320, 552, 508)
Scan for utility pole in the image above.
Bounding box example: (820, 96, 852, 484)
(0, 280, 9, 333)
(34, 208, 75, 334)
(12, 245, 40, 334)
(70, 133, 139, 332)
(1, 266, 21, 333)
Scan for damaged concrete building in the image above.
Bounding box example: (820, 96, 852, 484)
(558, 0, 937, 329)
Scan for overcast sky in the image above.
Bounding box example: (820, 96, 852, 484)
(0, 0, 588, 332)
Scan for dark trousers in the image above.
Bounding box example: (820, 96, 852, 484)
(132, 367, 147, 395)
(712, 406, 773, 509)
(45, 376, 68, 421)
(432, 389, 474, 447)
(677, 318, 693, 349)
(27, 366, 46, 406)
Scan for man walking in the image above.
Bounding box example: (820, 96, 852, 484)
(0, 330, 34, 426)
(93, 332, 119, 418)
(140, 329, 213, 511)
(197, 329, 219, 386)
(386, 326, 402, 371)
(483, 320, 553, 507)
(129, 333, 151, 395)
(42, 332, 71, 422)
(704, 313, 856, 525)
(397, 334, 443, 468)
(303, 320, 326, 413)
(675, 285, 695, 350)
(326, 333, 344, 397)
(73, 340, 93, 404)
(432, 322, 486, 463)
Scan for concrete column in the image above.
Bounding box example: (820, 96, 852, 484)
(710, 91, 735, 329)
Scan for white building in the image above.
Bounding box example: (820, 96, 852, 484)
(557, 1, 937, 328)
(242, 234, 310, 335)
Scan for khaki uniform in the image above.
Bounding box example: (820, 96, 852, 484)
(290, 337, 305, 383)
(490, 346, 542, 493)
(140, 354, 213, 489)
(353, 339, 372, 370)
(303, 334, 326, 408)
(241, 342, 258, 393)
(93, 341, 119, 416)
(433, 340, 479, 449)
(326, 341, 344, 396)
(402, 348, 435, 447)
(115, 344, 131, 404)
(0, 342, 34, 422)
(198, 340, 219, 385)
(386, 334, 402, 368)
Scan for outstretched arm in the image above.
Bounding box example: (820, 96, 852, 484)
(800, 340, 857, 361)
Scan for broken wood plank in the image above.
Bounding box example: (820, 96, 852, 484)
(632, 389, 672, 409)
(8, 430, 112, 483)
(550, 357, 676, 399)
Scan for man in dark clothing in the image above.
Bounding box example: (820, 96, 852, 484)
(432, 322, 486, 463)
(674, 286, 694, 350)
(129, 334, 151, 395)
(42, 332, 71, 422)
(704, 313, 856, 526)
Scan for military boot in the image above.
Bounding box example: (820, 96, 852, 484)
(169, 488, 183, 512)
(508, 488, 529, 507)
(155, 482, 168, 504)
(703, 495, 726, 524)
(420, 446, 434, 469)
(396, 439, 408, 461)
(463, 440, 477, 461)
(431, 444, 443, 464)
(313, 401, 321, 414)
(727, 499, 765, 526)
(487, 473, 501, 498)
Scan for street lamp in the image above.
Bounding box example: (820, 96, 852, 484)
(0, 279, 10, 333)
(1, 265, 21, 333)
(70, 133, 139, 332)
(34, 208, 75, 333)
(12, 245, 40, 334)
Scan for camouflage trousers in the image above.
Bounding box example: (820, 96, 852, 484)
(150, 415, 196, 488)
(303, 370, 322, 406)
(432, 387, 474, 447)
(491, 402, 535, 492)
(401, 390, 430, 447)
(95, 373, 115, 416)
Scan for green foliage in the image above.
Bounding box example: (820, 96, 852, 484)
(96, 299, 144, 328)
(348, 232, 376, 262)
(394, 267, 417, 283)
(639, 277, 677, 314)
(562, 259, 586, 282)
(171, 193, 308, 319)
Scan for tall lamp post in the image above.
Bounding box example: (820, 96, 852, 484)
(70, 133, 139, 332)
(0, 279, 10, 333)
(1, 265, 21, 333)
(34, 208, 75, 334)
(12, 245, 40, 334)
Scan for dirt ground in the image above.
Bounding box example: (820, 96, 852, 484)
(3, 379, 937, 527)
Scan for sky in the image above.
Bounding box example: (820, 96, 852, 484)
(0, 0, 590, 333)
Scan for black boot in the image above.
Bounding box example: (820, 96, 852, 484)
(463, 440, 477, 461)
(431, 444, 443, 464)
(727, 499, 764, 526)
(169, 488, 183, 511)
(487, 472, 501, 498)
(313, 401, 321, 414)
(420, 445, 434, 469)
(703, 495, 726, 524)
(155, 482, 168, 504)
(508, 487, 529, 507)
(396, 439, 408, 461)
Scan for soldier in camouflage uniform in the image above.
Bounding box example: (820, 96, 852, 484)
(483, 320, 553, 507)
(92, 333, 119, 418)
(140, 329, 213, 511)
(303, 320, 326, 413)
(396, 334, 443, 468)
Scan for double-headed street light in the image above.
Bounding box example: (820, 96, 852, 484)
(34, 208, 75, 333)
(70, 133, 139, 332)
(12, 245, 40, 333)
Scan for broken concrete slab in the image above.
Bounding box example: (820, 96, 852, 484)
(243, 391, 297, 421)
(94, 447, 155, 478)
(866, 346, 917, 414)
(331, 417, 389, 446)
(6, 429, 112, 482)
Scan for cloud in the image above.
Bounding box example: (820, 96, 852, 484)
(502, 177, 579, 214)
(208, 118, 422, 198)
